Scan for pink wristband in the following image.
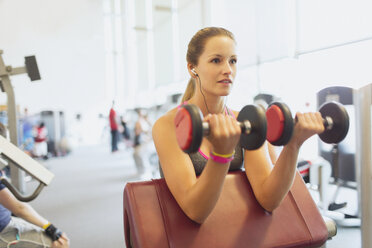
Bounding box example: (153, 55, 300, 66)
(209, 152, 234, 164)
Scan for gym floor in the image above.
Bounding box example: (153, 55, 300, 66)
(27, 143, 360, 248)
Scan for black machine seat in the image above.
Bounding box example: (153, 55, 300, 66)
(317, 86, 356, 183)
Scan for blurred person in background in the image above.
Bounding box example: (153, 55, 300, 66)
(133, 109, 153, 179)
(109, 101, 119, 153)
(120, 115, 132, 149)
(33, 122, 48, 160)
(20, 108, 34, 156)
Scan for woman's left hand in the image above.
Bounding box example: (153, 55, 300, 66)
(289, 112, 325, 148)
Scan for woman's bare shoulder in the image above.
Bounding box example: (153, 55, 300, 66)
(153, 107, 178, 133)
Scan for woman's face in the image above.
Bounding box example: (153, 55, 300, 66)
(194, 35, 237, 97)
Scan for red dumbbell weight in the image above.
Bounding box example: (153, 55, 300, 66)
(266, 101, 349, 145)
(174, 104, 267, 154)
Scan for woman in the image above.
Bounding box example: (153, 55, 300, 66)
(152, 27, 324, 224)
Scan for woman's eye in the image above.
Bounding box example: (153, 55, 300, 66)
(230, 58, 237, 64)
(211, 58, 220, 63)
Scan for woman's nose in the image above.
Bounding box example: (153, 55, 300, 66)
(222, 62, 232, 75)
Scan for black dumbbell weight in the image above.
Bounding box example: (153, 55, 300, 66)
(174, 104, 267, 153)
(266, 101, 349, 146)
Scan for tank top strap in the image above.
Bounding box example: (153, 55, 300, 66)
(177, 101, 188, 109)
(226, 107, 236, 119)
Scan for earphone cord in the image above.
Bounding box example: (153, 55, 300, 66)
(196, 75, 226, 115)
(196, 75, 211, 114)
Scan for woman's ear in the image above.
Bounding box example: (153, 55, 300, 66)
(187, 64, 197, 78)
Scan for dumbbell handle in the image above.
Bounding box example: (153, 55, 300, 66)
(323, 116, 333, 130)
(202, 120, 252, 136)
(295, 115, 333, 130)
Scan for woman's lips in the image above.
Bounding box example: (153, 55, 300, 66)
(217, 79, 232, 84)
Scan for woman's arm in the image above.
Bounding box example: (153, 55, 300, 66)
(153, 111, 240, 223)
(0, 188, 49, 227)
(244, 112, 324, 212)
(0, 188, 70, 247)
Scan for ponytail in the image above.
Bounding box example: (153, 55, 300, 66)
(181, 78, 195, 103)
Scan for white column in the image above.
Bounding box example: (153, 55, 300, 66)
(123, 0, 138, 109)
(201, 0, 226, 27)
(103, 0, 115, 105)
(146, 0, 155, 91)
(201, 0, 211, 27)
(355, 84, 372, 248)
(286, 0, 299, 58)
(114, 0, 125, 109)
(171, 0, 180, 82)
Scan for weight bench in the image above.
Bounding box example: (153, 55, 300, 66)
(123, 171, 336, 248)
(0, 135, 54, 201)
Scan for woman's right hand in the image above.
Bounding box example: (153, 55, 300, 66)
(51, 233, 70, 248)
(203, 114, 241, 155)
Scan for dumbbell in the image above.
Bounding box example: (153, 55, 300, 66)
(174, 104, 267, 153)
(266, 101, 349, 146)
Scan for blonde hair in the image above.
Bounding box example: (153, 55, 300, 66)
(181, 27, 235, 103)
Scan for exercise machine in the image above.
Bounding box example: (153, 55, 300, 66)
(0, 50, 42, 193)
(124, 170, 337, 248)
(317, 86, 360, 227)
(0, 135, 54, 201)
